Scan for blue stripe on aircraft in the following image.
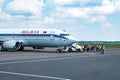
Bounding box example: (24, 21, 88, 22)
(0, 34, 68, 39)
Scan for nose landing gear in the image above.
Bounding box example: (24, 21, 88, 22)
(56, 46, 68, 53)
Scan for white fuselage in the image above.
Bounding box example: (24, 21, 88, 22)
(0, 28, 77, 48)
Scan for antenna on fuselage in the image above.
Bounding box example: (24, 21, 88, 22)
(62, 30, 66, 32)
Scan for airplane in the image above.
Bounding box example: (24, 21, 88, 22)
(0, 28, 77, 52)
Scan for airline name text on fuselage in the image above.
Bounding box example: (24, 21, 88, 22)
(21, 30, 39, 34)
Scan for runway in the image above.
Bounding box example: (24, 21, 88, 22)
(0, 48, 120, 80)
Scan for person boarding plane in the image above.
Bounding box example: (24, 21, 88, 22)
(0, 28, 77, 52)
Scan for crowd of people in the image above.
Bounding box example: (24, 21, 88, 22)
(81, 44, 105, 54)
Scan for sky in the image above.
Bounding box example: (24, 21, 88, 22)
(0, 0, 120, 41)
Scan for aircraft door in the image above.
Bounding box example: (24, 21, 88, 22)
(50, 31, 55, 40)
(60, 38, 66, 46)
(12, 33, 15, 39)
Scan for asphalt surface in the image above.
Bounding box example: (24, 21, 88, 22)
(0, 48, 120, 80)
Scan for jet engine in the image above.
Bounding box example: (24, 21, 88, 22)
(2, 40, 22, 50)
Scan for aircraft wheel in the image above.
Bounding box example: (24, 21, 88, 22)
(77, 49, 81, 52)
(68, 48, 72, 52)
(56, 49, 62, 53)
(17, 46, 24, 51)
(1, 46, 7, 51)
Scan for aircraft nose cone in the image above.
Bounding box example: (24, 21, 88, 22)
(68, 36, 78, 43)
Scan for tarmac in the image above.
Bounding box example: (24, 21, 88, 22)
(0, 47, 120, 80)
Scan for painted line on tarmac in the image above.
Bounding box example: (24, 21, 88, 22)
(0, 71, 71, 80)
(0, 53, 119, 65)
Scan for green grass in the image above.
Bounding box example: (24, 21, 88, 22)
(104, 44, 120, 48)
(78, 41, 120, 48)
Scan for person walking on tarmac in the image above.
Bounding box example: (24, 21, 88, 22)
(100, 44, 105, 54)
(81, 44, 85, 52)
(75, 43, 81, 52)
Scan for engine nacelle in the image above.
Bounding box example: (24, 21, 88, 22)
(2, 40, 21, 50)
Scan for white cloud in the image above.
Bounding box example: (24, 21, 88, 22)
(54, 0, 73, 5)
(0, 0, 5, 6)
(102, 0, 112, 6)
(53, 7, 88, 18)
(78, 0, 90, 4)
(0, 20, 43, 28)
(0, 8, 12, 20)
(43, 16, 55, 24)
(6, 0, 44, 16)
(88, 15, 112, 33)
(52, 0, 116, 20)
(0, 13, 12, 20)
(93, 0, 115, 14)
(113, 0, 120, 10)
(0, 7, 2, 13)
(67, 8, 87, 18)
(89, 17, 98, 23)
(93, 6, 115, 14)
(89, 15, 108, 23)
(54, 0, 91, 6)
(102, 22, 112, 27)
(81, 0, 116, 15)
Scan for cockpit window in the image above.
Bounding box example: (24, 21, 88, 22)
(60, 34, 69, 36)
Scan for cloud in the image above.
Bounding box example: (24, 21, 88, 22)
(0, 20, 43, 28)
(92, 0, 115, 14)
(89, 15, 108, 23)
(113, 0, 120, 10)
(67, 8, 88, 18)
(6, 0, 44, 16)
(53, 0, 116, 14)
(43, 16, 55, 24)
(54, 0, 73, 5)
(102, 22, 112, 27)
(51, 0, 116, 20)
(54, 0, 92, 6)
(0, 0, 5, 6)
(79, 0, 116, 15)
(52, 7, 88, 18)
(0, 7, 12, 20)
